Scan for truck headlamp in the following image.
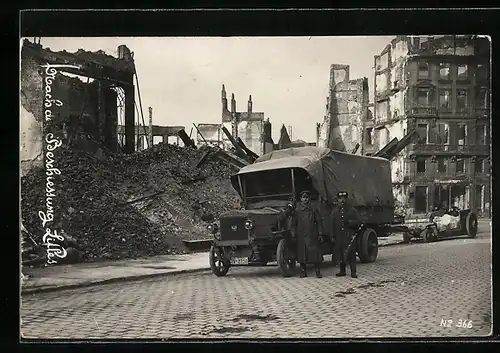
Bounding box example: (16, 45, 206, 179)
(207, 223, 219, 234)
(244, 219, 254, 230)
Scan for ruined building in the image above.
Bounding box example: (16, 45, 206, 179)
(20, 39, 138, 160)
(372, 35, 491, 215)
(277, 124, 316, 150)
(221, 84, 273, 155)
(316, 64, 370, 154)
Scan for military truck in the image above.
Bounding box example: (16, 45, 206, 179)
(207, 146, 396, 277)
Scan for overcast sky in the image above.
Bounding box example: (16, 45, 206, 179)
(37, 36, 394, 143)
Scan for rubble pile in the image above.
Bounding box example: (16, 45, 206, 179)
(21, 142, 241, 262)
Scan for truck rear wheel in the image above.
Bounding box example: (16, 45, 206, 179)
(209, 245, 230, 277)
(277, 239, 296, 277)
(465, 213, 478, 238)
(358, 228, 378, 263)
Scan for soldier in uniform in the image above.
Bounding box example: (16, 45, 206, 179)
(295, 191, 324, 278)
(332, 191, 360, 278)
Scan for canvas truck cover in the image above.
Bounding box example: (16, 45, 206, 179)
(231, 146, 394, 208)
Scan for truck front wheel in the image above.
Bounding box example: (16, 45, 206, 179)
(277, 239, 296, 277)
(209, 245, 230, 277)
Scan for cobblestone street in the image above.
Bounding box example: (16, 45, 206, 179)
(21, 228, 492, 340)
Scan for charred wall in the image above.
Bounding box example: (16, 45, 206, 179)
(20, 56, 44, 175)
(221, 85, 265, 155)
(317, 64, 369, 153)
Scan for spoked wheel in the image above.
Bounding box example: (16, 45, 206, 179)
(465, 213, 478, 238)
(276, 238, 296, 277)
(209, 245, 230, 277)
(421, 227, 437, 243)
(358, 228, 378, 263)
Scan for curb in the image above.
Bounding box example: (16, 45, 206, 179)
(21, 267, 211, 295)
(23, 239, 408, 295)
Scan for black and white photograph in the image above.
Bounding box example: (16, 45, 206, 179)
(20, 31, 492, 339)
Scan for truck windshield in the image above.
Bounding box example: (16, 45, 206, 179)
(243, 169, 293, 199)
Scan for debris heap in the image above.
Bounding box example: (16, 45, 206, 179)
(21, 142, 241, 262)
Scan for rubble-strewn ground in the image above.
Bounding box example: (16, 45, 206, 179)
(21, 142, 240, 262)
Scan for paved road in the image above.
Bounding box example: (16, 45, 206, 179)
(21, 228, 492, 339)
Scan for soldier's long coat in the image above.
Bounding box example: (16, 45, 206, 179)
(331, 204, 360, 262)
(294, 203, 324, 264)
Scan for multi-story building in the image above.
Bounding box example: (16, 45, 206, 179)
(371, 35, 491, 216)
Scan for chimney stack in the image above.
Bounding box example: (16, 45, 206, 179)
(231, 93, 236, 113)
(248, 95, 253, 113)
(221, 84, 228, 111)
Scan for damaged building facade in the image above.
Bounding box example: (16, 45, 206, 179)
(221, 84, 274, 155)
(372, 35, 491, 216)
(317, 64, 370, 154)
(20, 39, 139, 161)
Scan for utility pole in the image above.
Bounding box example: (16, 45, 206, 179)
(148, 107, 153, 148)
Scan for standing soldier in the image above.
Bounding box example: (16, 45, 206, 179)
(332, 191, 360, 278)
(295, 191, 324, 278)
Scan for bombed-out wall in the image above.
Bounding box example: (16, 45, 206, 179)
(196, 124, 222, 146)
(317, 64, 369, 153)
(221, 85, 265, 155)
(20, 56, 44, 175)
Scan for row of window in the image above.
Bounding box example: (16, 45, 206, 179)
(413, 182, 487, 213)
(415, 87, 488, 110)
(364, 123, 487, 146)
(414, 156, 487, 174)
(415, 123, 487, 145)
(417, 62, 488, 81)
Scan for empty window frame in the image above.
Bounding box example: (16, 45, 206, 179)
(416, 158, 426, 173)
(419, 37, 429, 50)
(474, 184, 485, 212)
(457, 124, 467, 146)
(418, 62, 429, 79)
(417, 123, 429, 144)
(457, 64, 469, 80)
(439, 63, 451, 80)
(456, 158, 465, 174)
(415, 186, 428, 213)
(476, 63, 487, 81)
(437, 157, 448, 173)
(437, 123, 450, 145)
(417, 88, 432, 106)
(476, 89, 488, 109)
(365, 127, 373, 145)
(439, 89, 451, 109)
(474, 157, 485, 173)
(456, 90, 468, 111)
(475, 125, 486, 145)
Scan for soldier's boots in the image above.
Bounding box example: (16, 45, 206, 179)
(315, 265, 322, 278)
(336, 263, 347, 277)
(300, 263, 308, 278)
(350, 263, 358, 278)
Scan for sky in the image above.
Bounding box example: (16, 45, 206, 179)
(37, 36, 394, 143)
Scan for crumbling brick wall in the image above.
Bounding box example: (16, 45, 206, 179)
(317, 64, 369, 153)
(20, 56, 44, 175)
